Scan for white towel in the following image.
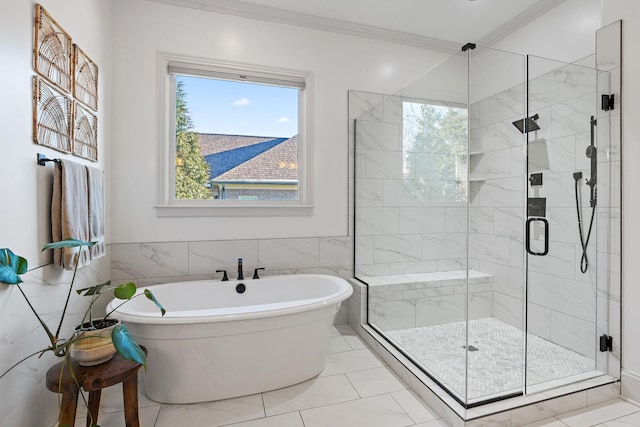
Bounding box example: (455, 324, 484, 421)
(51, 160, 90, 270)
(86, 165, 105, 259)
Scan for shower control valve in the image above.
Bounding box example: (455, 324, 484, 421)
(585, 145, 597, 159)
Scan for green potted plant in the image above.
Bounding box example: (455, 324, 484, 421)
(0, 239, 165, 426)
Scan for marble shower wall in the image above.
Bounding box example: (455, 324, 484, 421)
(469, 59, 620, 362)
(350, 91, 480, 330)
(350, 54, 620, 364)
(351, 91, 468, 278)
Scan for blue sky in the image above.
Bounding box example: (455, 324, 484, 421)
(178, 75, 299, 138)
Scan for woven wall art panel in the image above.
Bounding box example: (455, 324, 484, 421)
(73, 103, 98, 161)
(34, 4, 72, 93)
(74, 45, 98, 111)
(33, 76, 73, 153)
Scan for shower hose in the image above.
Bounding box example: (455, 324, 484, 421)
(574, 178, 596, 273)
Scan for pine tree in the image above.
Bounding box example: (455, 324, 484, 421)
(175, 80, 212, 199)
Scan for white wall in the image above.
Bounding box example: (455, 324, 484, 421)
(492, 0, 601, 64)
(601, 0, 640, 404)
(0, 1, 112, 425)
(109, 0, 449, 244)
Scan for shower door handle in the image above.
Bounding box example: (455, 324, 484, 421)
(526, 217, 549, 256)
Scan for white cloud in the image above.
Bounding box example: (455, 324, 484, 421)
(233, 98, 250, 106)
(276, 116, 290, 124)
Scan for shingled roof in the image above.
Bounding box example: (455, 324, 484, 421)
(199, 133, 298, 181)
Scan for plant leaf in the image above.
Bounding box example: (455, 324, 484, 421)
(76, 280, 111, 296)
(112, 323, 146, 366)
(0, 248, 28, 284)
(144, 289, 166, 316)
(42, 238, 97, 251)
(114, 282, 137, 300)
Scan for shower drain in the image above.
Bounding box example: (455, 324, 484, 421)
(462, 345, 479, 352)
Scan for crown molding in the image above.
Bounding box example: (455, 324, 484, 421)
(477, 0, 567, 47)
(145, 0, 461, 53)
(145, 0, 566, 54)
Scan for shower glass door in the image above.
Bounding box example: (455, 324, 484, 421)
(465, 47, 527, 405)
(353, 51, 472, 403)
(353, 44, 618, 408)
(525, 55, 608, 392)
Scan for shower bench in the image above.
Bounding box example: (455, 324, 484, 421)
(362, 270, 494, 329)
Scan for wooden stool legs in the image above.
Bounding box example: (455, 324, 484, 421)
(122, 373, 140, 427)
(87, 389, 102, 427)
(58, 388, 80, 426)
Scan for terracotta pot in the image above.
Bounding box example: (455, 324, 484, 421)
(69, 318, 120, 366)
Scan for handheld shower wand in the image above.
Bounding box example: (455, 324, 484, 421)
(574, 115, 598, 273)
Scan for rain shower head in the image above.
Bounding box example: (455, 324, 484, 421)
(512, 114, 540, 134)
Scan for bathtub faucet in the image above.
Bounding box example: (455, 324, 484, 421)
(253, 267, 265, 279)
(237, 258, 244, 280)
(215, 270, 228, 281)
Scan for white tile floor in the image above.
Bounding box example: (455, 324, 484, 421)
(72, 325, 639, 427)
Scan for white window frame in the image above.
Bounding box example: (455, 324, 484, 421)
(155, 53, 313, 217)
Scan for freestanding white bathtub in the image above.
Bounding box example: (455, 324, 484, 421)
(106, 274, 353, 404)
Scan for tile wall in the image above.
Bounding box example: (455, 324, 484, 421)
(109, 238, 355, 324)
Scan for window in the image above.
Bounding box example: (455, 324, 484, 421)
(156, 56, 312, 217)
(402, 101, 468, 203)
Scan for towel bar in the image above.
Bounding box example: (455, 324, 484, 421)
(37, 153, 61, 166)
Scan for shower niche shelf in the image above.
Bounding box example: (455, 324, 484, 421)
(468, 176, 486, 182)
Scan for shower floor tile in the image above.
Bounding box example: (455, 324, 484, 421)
(386, 317, 596, 401)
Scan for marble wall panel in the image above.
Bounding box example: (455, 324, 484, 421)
(355, 177, 385, 207)
(258, 238, 321, 270)
(370, 300, 416, 330)
(528, 272, 596, 322)
(373, 235, 423, 263)
(470, 177, 523, 208)
(399, 207, 447, 234)
(422, 233, 466, 261)
(494, 119, 526, 150)
(470, 150, 511, 180)
(415, 294, 466, 326)
(550, 93, 595, 140)
(550, 310, 596, 357)
(493, 207, 523, 238)
(382, 95, 403, 124)
(469, 207, 494, 234)
(111, 242, 189, 280)
(362, 149, 404, 179)
(476, 86, 524, 128)
(445, 207, 467, 233)
(188, 240, 259, 276)
(527, 303, 552, 340)
(529, 64, 596, 111)
(349, 91, 384, 121)
(356, 120, 402, 151)
(494, 292, 524, 330)
(356, 207, 400, 236)
(527, 240, 575, 281)
(469, 233, 511, 265)
(383, 179, 431, 207)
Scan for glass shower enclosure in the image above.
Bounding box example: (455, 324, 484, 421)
(352, 38, 620, 407)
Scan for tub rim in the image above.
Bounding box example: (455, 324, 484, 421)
(107, 273, 353, 325)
